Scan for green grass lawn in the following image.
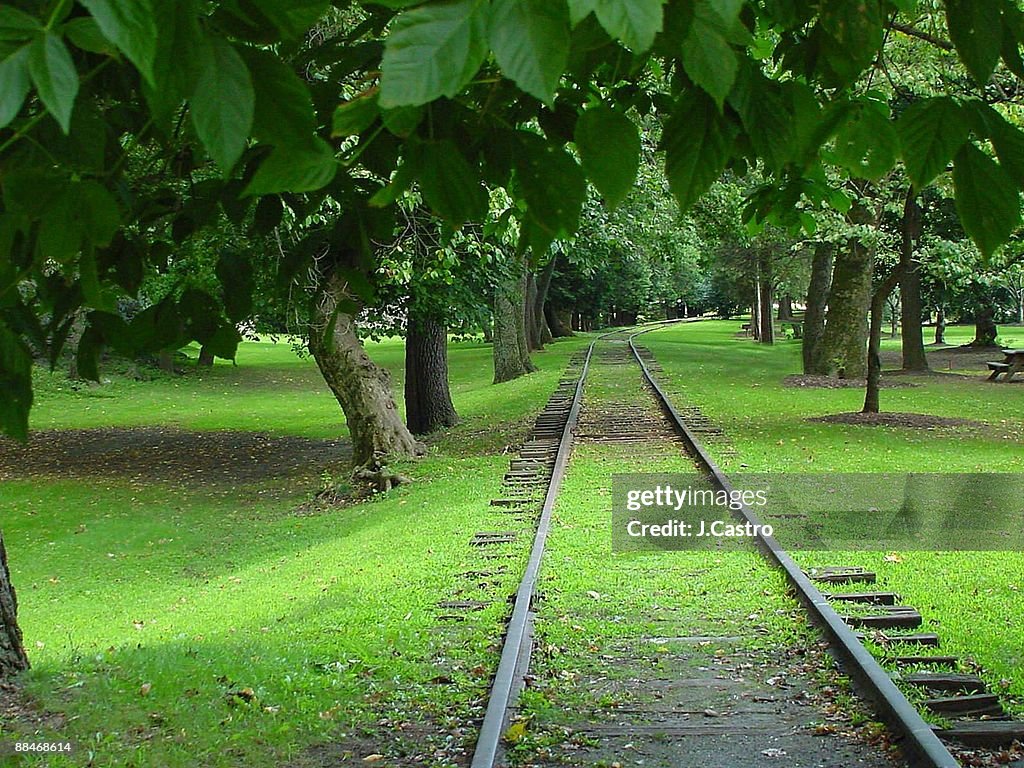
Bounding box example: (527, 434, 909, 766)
(3, 335, 592, 766)
(5, 321, 1023, 766)
(642, 320, 1024, 718)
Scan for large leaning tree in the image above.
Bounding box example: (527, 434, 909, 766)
(3, 0, 1024, 675)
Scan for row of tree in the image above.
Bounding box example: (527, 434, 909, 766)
(5, 0, 1024, 677)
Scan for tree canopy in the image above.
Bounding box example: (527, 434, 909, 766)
(3, 0, 1024, 438)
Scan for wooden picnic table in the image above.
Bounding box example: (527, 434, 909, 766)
(987, 349, 1024, 381)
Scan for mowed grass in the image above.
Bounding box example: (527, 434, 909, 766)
(642, 320, 1024, 716)
(2, 335, 590, 766)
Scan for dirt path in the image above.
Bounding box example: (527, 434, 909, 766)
(0, 427, 349, 486)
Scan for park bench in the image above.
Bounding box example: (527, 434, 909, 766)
(741, 323, 752, 336)
(987, 349, 1024, 381)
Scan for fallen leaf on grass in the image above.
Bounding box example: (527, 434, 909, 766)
(504, 721, 528, 744)
(139, 683, 152, 696)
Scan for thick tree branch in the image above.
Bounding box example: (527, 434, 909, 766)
(891, 22, 954, 52)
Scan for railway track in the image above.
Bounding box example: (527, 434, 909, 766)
(467, 322, 1016, 768)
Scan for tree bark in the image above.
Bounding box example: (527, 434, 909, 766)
(157, 349, 174, 373)
(899, 193, 929, 371)
(971, 307, 998, 347)
(197, 345, 215, 368)
(803, 243, 833, 374)
(820, 206, 873, 378)
(405, 311, 458, 435)
(309, 274, 423, 480)
(525, 271, 541, 350)
(493, 260, 536, 383)
(546, 304, 573, 337)
(751, 293, 761, 341)
(864, 268, 904, 414)
(777, 294, 793, 320)
(533, 258, 556, 346)
(757, 258, 775, 344)
(0, 531, 29, 679)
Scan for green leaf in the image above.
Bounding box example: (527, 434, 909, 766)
(418, 139, 488, 226)
(953, 142, 1021, 258)
(191, 37, 254, 172)
(79, 180, 121, 246)
(217, 253, 255, 323)
(0, 45, 30, 129)
(943, 0, 1002, 85)
(369, 155, 421, 207)
(513, 132, 587, 237)
(332, 93, 379, 137)
(743, 83, 795, 172)
(27, 32, 78, 133)
(0, 7, 39, 40)
(489, 0, 569, 104)
(250, 0, 330, 39)
(819, 0, 883, 83)
(63, 18, 117, 56)
(896, 96, 969, 189)
(681, 1, 739, 107)
(244, 138, 338, 195)
(988, 116, 1024, 190)
(574, 106, 640, 207)
(832, 101, 897, 181)
(573, 0, 665, 51)
(567, 0, 596, 26)
(78, 0, 157, 84)
(379, 0, 489, 108)
(382, 105, 424, 137)
(243, 49, 317, 148)
(144, 0, 202, 127)
(662, 91, 735, 212)
(0, 323, 33, 441)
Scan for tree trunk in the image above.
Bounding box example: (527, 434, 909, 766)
(899, 193, 929, 371)
(525, 272, 541, 350)
(516, 269, 538, 371)
(751, 293, 761, 341)
(820, 207, 873, 378)
(0, 531, 29, 679)
(863, 268, 904, 414)
(197, 345, 215, 368)
(533, 258, 556, 346)
(803, 243, 833, 374)
(309, 274, 423, 481)
(158, 349, 174, 373)
(493, 261, 536, 383)
(971, 307, 998, 347)
(405, 311, 458, 435)
(757, 259, 775, 345)
(545, 304, 573, 337)
(481, 317, 493, 343)
(777, 294, 793, 320)
(935, 307, 946, 344)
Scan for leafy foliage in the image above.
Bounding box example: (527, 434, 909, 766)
(4, 0, 1024, 437)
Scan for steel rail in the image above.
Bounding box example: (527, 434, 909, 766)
(469, 320, 685, 768)
(626, 326, 960, 768)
